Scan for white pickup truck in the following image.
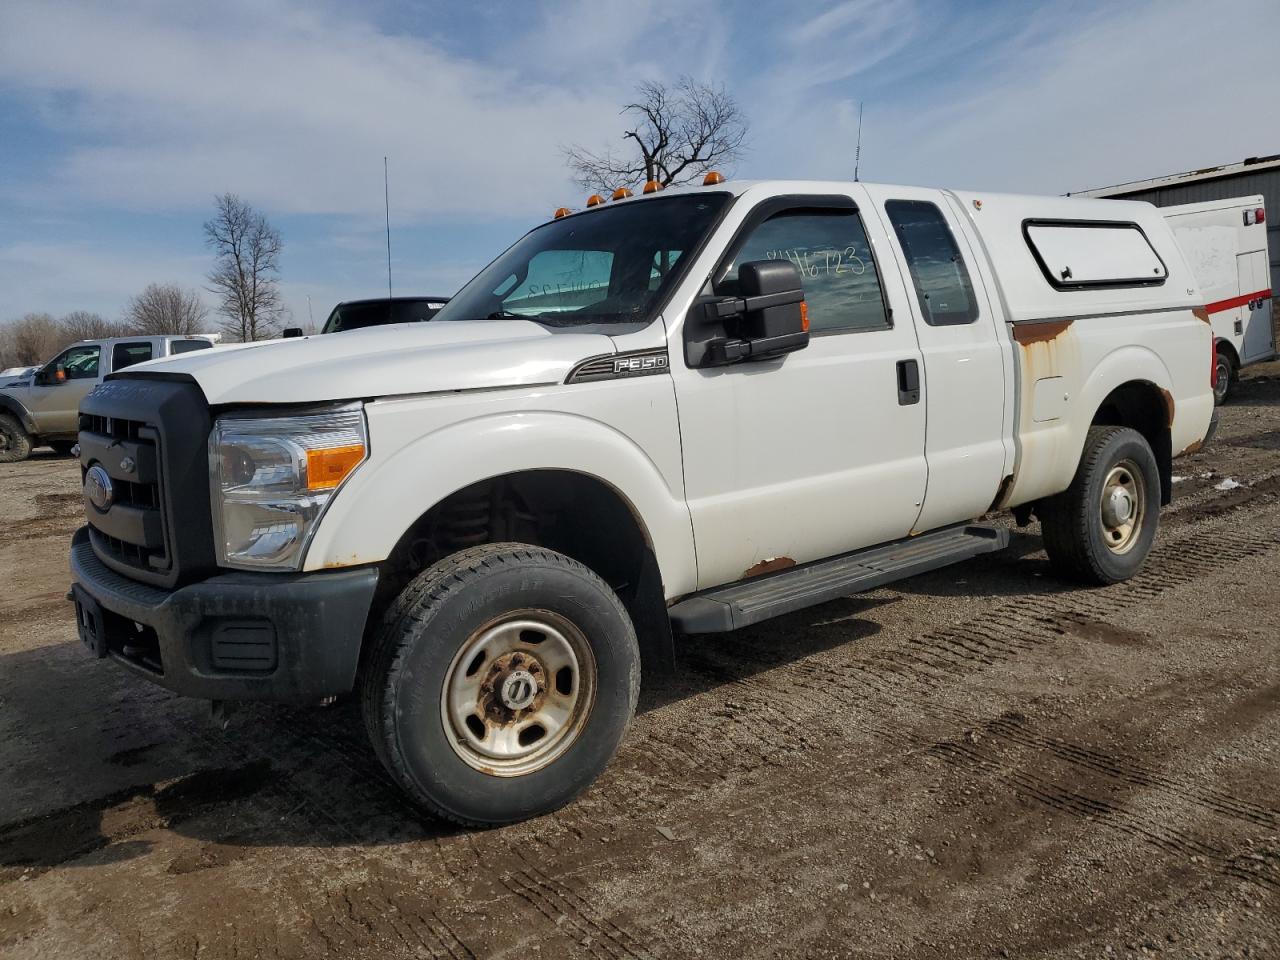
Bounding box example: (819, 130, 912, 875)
(68, 177, 1216, 825)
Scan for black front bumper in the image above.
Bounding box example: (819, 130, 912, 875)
(69, 527, 379, 702)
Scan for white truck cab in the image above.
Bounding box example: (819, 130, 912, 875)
(68, 177, 1216, 825)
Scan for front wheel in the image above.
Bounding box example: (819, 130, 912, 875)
(1039, 425, 1160, 585)
(361, 543, 640, 826)
(0, 414, 32, 463)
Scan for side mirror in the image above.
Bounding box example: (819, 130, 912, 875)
(699, 260, 809, 366)
(282, 327, 304, 338)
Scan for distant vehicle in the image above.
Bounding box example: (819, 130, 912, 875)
(0, 335, 218, 461)
(0, 366, 37, 385)
(320, 296, 450, 334)
(1163, 196, 1273, 403)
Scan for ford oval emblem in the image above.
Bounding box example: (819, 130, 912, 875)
(85, 464, 114, 512)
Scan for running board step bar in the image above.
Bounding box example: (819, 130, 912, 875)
(669, 524, 1009, 634)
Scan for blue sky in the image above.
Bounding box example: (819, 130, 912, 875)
(2, 0, 1277, 329)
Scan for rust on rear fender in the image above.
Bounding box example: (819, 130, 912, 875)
(1011, 318, 1073, 346)
(1159, 388, 1175, 427)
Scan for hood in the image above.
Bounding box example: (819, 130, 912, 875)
(120, 319, 615, 406)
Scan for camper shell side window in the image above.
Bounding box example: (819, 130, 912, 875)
(1023, 219, 1168, 291)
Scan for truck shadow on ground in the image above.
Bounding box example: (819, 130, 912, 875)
(0, 529, 1068, 873)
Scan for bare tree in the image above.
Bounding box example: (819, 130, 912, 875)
(563, 77, 748, 194)
(126, 283, 208, 336)
(1, 313, 63, 367)
(60, 310, 123, 342)
(203, 194, 284, 342)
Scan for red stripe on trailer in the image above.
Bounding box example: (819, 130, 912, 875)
(1205, 288, 1272, 314)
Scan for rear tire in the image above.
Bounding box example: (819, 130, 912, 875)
(1213, 349, 1232, 405)
(1039, 425, 1160, 585)
(361, 542, 640, 826)
(0, 414, 32, 463)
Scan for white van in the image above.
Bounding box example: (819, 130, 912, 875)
(1163, 196, 1273, 402)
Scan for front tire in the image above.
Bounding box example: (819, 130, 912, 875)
(362, 543, 640, 826)
(1039, 425, 1160, 585)
(0, 414, 32, 463)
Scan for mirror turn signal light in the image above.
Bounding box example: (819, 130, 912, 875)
(611, 187, 633, 201)
(703, 171, 725, 185)
(553, 207, 571, 219)
(586, 194, 605, 207)
(643, 180, 663, 194)
(306, 443, 366, 491)
(800, 301, 809, 332)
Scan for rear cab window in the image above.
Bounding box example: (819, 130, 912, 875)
(885, 200, 979, 325)
(111, 341, 154, 370)
(717, 208, 891, 334)
(1024, 220, 1167, 289)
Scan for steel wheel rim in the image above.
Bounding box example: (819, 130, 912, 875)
(1215, 359, 1230, 395)
(1099, 459, 1145, 555)
(441, 610, 596, 777)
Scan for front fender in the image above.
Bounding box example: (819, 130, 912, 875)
(303, 408, 698, 597)
(0, 392, 36, 433)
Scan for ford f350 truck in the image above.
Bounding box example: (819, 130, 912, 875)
(68, 177, 1216, 825)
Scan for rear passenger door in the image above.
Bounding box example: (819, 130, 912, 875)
(866, 186, 1011, 531)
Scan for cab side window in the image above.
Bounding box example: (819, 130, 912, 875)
(50, 344, 101, 380)
(719, 210, 890, 334)
(885, 200, 979, 326)
(112, 342, 153, 371)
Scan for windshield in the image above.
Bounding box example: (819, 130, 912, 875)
(434, 193, 731, 328)
(322, 299, 448, 334)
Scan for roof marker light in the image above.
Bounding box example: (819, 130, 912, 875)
(643, 180, 663, 194)
(553, 207, 571, 219)
(586, 194, 605, 207)
(611, 187, 633, 201)
(702, 171, 725, 185)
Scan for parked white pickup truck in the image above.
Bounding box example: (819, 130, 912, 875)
(68, 177, 1216, 824)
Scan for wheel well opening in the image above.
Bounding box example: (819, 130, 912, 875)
(369, 470, 674, 676)
(1215, 338, 1240, 372)
(1091, 381, 1172, 505)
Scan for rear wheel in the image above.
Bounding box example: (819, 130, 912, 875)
(1213, 349, 1233, 405)
(1039, 425, 1160, 585)
(0, 414, 32, 463)
(362, 542, 640, 825)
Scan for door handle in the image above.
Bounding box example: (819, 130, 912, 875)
(897, 359, 920, 405)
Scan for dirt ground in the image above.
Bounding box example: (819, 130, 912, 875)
(2, 368, 1279, 960)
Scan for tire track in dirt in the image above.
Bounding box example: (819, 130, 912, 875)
(501, 867, 659, 960)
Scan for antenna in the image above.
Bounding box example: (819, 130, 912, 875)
(384, 156, 393, 302)
(853, 101, 864, 182)
(307, 295, 314, 328)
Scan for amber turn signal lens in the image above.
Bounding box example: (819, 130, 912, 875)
(553, 207, 571, 219)
(642, 180, 663, 194)
(702, 171, 725, 185)
(306, 444, 365, 491)
(586, 194, 604, 207)
(799, 301, 809, 332)
(611, 187, 633, 201)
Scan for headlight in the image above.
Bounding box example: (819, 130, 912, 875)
(210, 405, 367, 570)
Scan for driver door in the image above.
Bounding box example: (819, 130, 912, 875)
(26, 343, 102, 435)
(671, 193, 929, 590)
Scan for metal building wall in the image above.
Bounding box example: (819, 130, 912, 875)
(1105, 168, 1280, 297)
